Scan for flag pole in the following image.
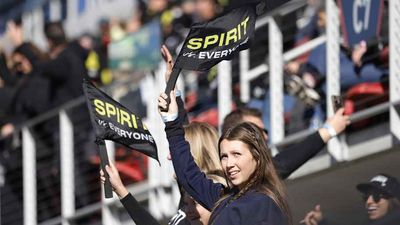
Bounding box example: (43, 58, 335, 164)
(162, 67, 181, 111)
(97, 140, 113, 198)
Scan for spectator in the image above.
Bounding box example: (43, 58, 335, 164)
(159, 94, 291, 225)
(0, 43, 50, 142)
(301, 174, 400, 225)
(42, 21, 86, 108)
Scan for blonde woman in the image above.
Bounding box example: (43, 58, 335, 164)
(100, 121, 226, 225)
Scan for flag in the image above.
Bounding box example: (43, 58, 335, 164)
(83, 80, 159, 161)
(173, 4, 258, 71)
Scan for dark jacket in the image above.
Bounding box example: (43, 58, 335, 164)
(41, 45, 86, 108)
(120, 193, 160, 225)
(9, 70, 50, 125)
(165, 118, 286, 225)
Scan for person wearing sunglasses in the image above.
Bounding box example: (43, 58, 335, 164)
(357, 174, 400, 224)
(301, 174, 400, 225)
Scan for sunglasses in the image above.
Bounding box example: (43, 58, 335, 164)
(362, 191, 390, 203)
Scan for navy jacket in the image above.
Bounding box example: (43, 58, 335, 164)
(165, 119, 287, 225)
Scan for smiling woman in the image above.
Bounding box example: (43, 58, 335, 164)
(159, 91, 291, 225)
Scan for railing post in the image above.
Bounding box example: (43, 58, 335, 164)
(60, 111, 75, 225)
(326, 0, 346, 161)
(218, 61, 232, 132)
(390, 0, 400, 143)
(22, 127, 37, 225)
(268, 16, 284, 154)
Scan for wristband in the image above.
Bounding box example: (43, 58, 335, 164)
(175, 90, 181, 97)
(323, 123, 337, 137)
(162, 113, 178, 122)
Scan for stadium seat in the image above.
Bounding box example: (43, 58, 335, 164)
(344, 82, 389, 128)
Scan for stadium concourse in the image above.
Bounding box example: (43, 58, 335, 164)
(0, 0, 399, 225)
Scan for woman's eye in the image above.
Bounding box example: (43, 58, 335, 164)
(220, 155, 227, 159)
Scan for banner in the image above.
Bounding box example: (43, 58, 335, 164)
(338, 0, 384, 47)
(174, 4, 257, 71)
(83, 80, 159, 161)
(108, 20, 161, 71)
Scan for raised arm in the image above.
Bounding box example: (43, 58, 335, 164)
(161, 45, 188, 125)
(273, 108, 350, 179)
(158, 91, 224, 210)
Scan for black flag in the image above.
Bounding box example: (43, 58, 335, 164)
(83, 80, 158, 162)
(173, 4, 257, 71)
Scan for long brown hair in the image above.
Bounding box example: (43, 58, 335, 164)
(217, 122, 291, 224)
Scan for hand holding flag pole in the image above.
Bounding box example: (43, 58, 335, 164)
(97, 140, 113, 198)
(160, 45, 181, 112)
(160, 5, 257, 111)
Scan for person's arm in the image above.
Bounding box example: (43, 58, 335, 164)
(120, 193, 161, 225)
(159, 92, 224, 211)
(100, 163, 160, 225)
(161, 45, 189, 125)
(273, 108, 349, 179)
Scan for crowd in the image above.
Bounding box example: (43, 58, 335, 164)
(0, 0, 395, 224)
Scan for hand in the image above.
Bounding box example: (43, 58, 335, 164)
(160, 45, 174, 83)
(100, 162, 129, 198)
(6, 21, 23, 47)
(352, 41, 367, 67)
(284, 61, 300, 75)
(300, 205, 323, 225)
(1, 123, 15, 137)
(326, 108, 350, 135)
(318, 108, 350, 142)
(158, 91, 178, 118)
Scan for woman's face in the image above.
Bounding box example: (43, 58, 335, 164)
(220, 139, 257, 190)
(365, 194, 390, 220)
(183, 192, 211, 225)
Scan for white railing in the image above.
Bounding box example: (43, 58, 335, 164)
(2, 0, 399, 224)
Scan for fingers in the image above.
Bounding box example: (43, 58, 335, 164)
(158, 93, 168, 110)
(304, 211, 315, 225)
(105, 165, 113, 176)
(161, 45, 173, 64)
(99, 170, 106, 184)
(309, 218, 318, 225)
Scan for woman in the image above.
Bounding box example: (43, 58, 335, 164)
(158, 91, 291, 225)
(301, 174, 400, 225)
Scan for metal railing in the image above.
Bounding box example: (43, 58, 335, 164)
(1, 0, 399, 224)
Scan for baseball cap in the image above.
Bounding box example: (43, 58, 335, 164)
(356, 174, 400, 201)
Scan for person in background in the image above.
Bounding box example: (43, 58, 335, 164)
(301, 174, 400, 225)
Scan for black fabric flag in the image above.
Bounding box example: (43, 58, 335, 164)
(83, 80, 158, 162)
(174, 4, 257, 71)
